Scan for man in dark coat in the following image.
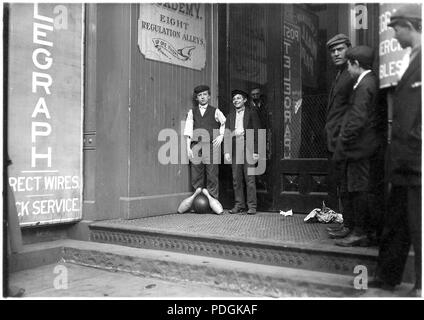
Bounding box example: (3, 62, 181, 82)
(371, 4, 421, 296)
(249, 87, 267, 130)
(224, 89, 261, 215)
(333, 46, 381, 247)
(324, 34, 356, 239)
(249, 87, 270, 195)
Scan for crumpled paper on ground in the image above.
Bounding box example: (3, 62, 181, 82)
(304, 202, 343, 224)
(280, 209, 293, 217)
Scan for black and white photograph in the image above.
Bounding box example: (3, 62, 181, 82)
(1, 0, 422, 304)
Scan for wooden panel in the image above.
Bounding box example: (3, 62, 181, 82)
(84, 4, 97, 133)
(83, 4, 97, 220)
(277, 159, 330, 213)
(95, 4, 131, 220)
(268, 5, 284, 210)
(129, 4, 215, 198)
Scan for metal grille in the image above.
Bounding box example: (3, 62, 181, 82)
(97, 213, 328, 243)
(291, 93, 328, 159)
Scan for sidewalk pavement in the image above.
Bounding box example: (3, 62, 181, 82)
(8, 262, 255, 298)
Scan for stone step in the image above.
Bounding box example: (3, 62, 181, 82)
(9, 239, 414, 297)
(88, 215, 415, 284)
(46, 240, 367, 297)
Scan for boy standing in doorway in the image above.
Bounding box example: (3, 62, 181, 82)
(183, 85, 226, 200)
(224, 89, 261, 215)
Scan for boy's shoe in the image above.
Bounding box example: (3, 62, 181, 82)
(328, 227, 351, 239)
(326, 224, 344, 232)
(229, 207, 246, 214)
(335, 233, 370, 247)
(247, 208, 257, 215)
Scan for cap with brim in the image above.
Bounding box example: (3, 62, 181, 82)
(194, 85, 210, 95)
(326, 33, 350, 49)
(346, 46, 375, 67)
(231, 89, 248, 99)
(388, 4, 422, 27)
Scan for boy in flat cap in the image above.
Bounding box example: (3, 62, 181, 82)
(333, 46, 382, 247)
(324, 34, 356, 240)
(371, 4, 421, 295)
(224, 89, 261, 214)
(183, 85, 226, 202)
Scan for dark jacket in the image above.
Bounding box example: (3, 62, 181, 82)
(224, 106, 261, 155)
(334, 71, 381, 161)
(388, 49, 421, 186)
(250, 100, 267, 129)
(325, 65, 356, 153)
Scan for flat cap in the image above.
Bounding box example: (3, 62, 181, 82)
(231, 89, 248, 99)
(346, 46, 375, 67)
(388, 4, 422, 27)
(194, 85, 210, 94)
(326, 33, 351, 49)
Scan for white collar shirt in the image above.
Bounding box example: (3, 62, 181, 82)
(353, 69, 371, 90)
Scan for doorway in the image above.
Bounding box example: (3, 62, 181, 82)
(218, 3, 347, 213)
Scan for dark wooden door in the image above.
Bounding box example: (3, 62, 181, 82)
(271, 4, 340, 213)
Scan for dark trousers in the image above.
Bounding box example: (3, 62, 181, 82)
(231, 161, 257, 210)
(368, 152, 386, 240)
(376, 185, 421, 288)
(340, 159, 371, 234)
(341, 191, 369, 235)
(190, 143, 219, 198)
(327, 153, 341, 212)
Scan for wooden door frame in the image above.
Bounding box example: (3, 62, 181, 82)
(268, 4, 284, 211)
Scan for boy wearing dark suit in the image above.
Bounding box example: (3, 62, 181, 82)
(224, 90, 261, 215)
(333, 46, 381, 247)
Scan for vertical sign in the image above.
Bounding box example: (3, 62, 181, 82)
(379, 3, 411, 88)
(8, 4, 83, 226)
(138, 3, 206, 70)
(282, 22, 302, 159)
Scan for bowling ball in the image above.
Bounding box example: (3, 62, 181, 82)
(192, 194, 211, 214)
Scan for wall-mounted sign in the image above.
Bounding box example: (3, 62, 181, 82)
(138, 3, 206, 70)
(379, 3, 411, 89)
(7, 3, 83, 226)
(282, 22, 302, 160)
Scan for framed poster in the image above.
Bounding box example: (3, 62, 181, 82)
(138, 3, 206, 70)
(7, 3, 84, 226)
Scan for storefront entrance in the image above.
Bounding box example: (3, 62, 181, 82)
(218, 3, 350, 213)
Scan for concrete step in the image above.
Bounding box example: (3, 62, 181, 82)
(88, 215, 415, 284)
(4, 239, 372, 297)
(9, 239, 415, 297)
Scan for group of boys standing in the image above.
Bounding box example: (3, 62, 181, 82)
(183, 85, 264, 215)
(324, 4, 421, 295)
